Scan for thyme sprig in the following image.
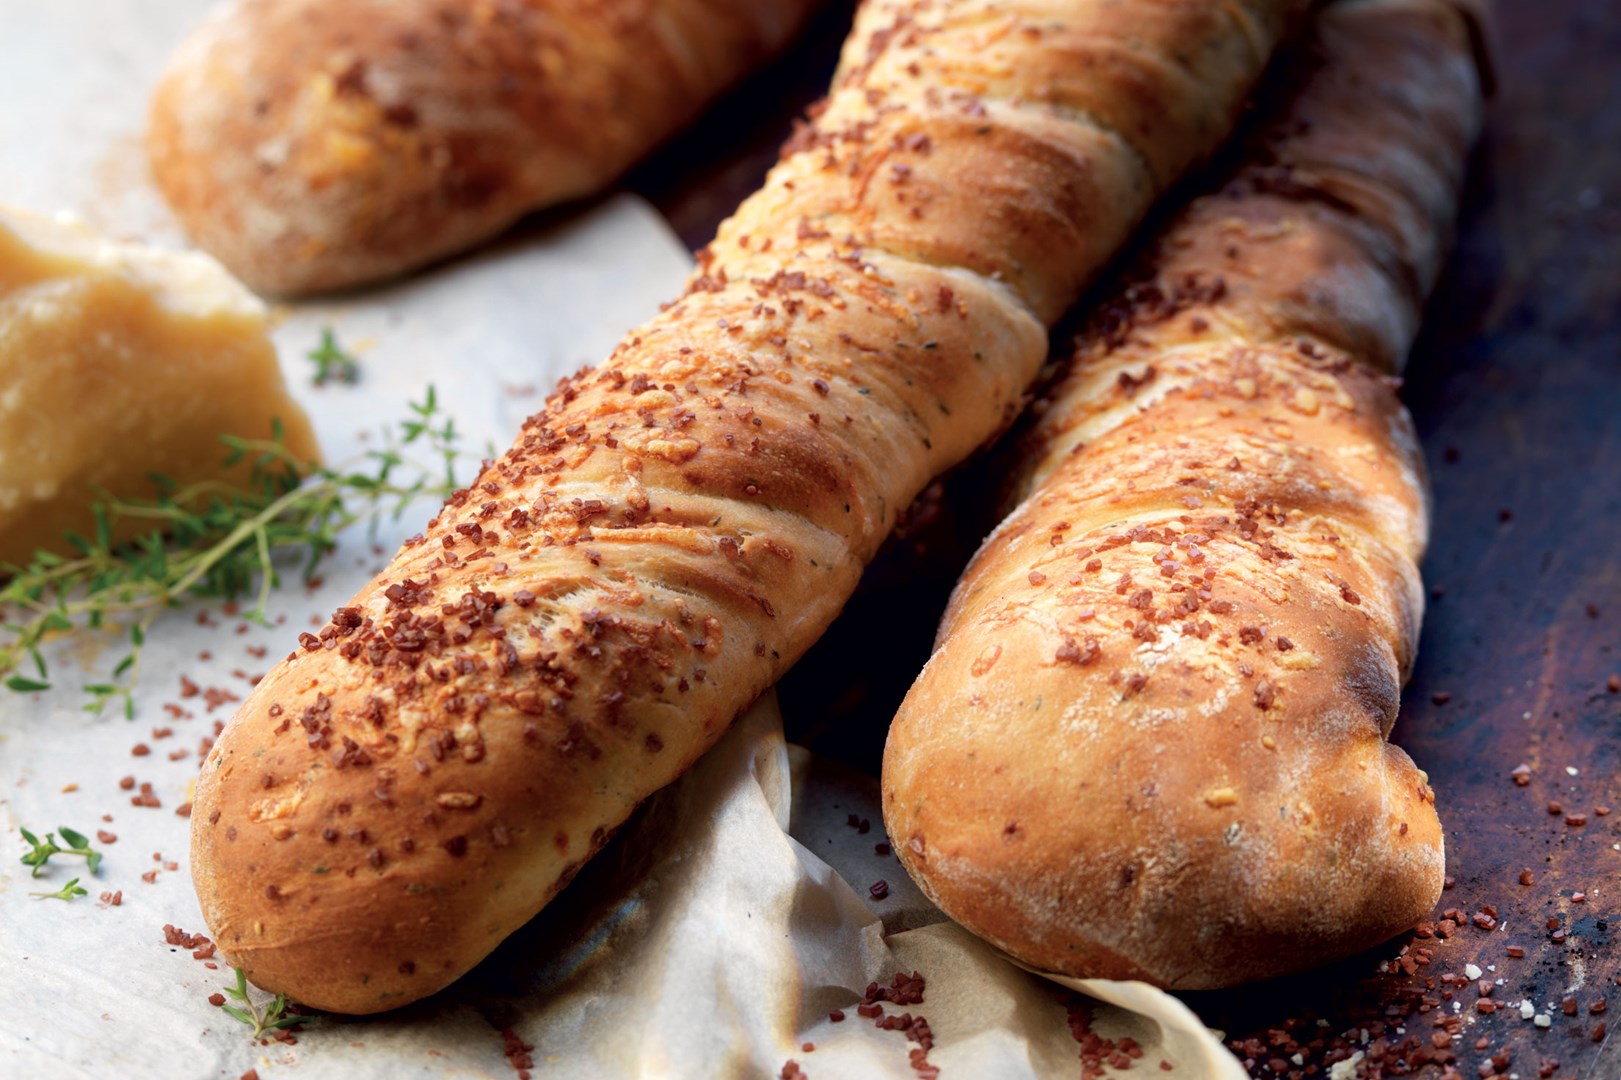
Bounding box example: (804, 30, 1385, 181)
(0, 387, 463, 714)
(307, 327, 361, 386)
(31, 877, 88, 901)
(219, 967, 305, 1040)
(18, 826, 102, 878)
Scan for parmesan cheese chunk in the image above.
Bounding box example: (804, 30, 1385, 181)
(0, 207, 319, 566)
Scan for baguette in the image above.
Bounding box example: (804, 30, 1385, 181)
(882, 0, 1487, 987)
(191, 0, 1299, 1013)
(146, 0, 827, 296)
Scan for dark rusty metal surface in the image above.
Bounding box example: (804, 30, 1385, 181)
(627, 1, 1621, 1074)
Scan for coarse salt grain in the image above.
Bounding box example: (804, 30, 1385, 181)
(1534, 1013, 1552, 1028)
(1465, 963, 1483, 980)
(1567, 766, 1579, 776)
(1327, 1051, 1364, 1080)
(1520, 1001, 1536, 1020)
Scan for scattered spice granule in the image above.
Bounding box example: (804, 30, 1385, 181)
(141, 870, 158, 884)
(1511, 764, 1531, 786)
(1608, 674, 1620, 694)
(875, 842, 891, 856)
(500, 1026, 534, 1078)
(208, 993, 226, 1007)
(869, 880, 890, 900)
(240, 1070, 258, 1080)
(1507, 945, 1525, 958)
(1566, 813, 1589, 827)
(1520, 869, 1535, 886)
(779, 1060, 806, 1080)
(801, 1042, 815, 1052)
(1431, 691, 1453, 705)
(97, 830, 117, 844)
(828, 1010, 845, 1023)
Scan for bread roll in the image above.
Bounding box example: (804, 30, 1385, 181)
(147, 0, 828, 296)
(191, 0, 1299, 1013)
(882, 0, 1487, 988)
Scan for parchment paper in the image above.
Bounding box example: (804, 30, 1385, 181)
(0, 2, 1247, 1077)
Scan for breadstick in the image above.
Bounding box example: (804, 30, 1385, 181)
(191, 0, 1298, 1013)
(883, 0, 1487, 987)
(147, 0, 828, 295)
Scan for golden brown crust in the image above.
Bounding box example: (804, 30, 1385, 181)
(191, 0, 1298, 1013)
(146, 0, 826, 296)
(883, 0, 1486, 988)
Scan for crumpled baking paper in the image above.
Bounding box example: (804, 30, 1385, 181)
(0, 1, 1246, 1076)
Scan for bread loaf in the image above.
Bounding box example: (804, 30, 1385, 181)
(882, 0, 1486, 988)
(191, 0, 1299, 1013)
(147, 0, 827, 296)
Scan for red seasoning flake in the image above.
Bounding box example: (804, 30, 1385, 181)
(869, 880, 890, 900)
(1510, 764, 1532, 786)
(779, 1061, 806, 1080)
(828, 1010, 845, 1023)
(499, 1027, 534, 1079)
(97, 830, 118, 844)
(1608, 674, 1620, 694)
(1472, 911, 1498, 931)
